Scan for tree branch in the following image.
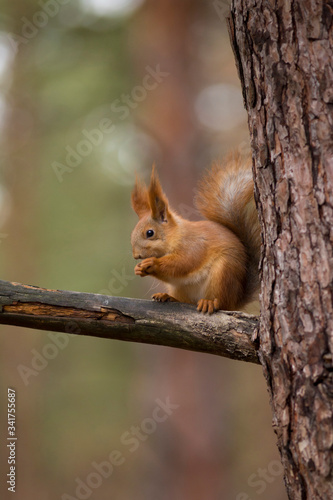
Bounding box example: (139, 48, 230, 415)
(0, 280, 260, 364)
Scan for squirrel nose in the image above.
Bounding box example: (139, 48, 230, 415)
(134, 253, 141, 260)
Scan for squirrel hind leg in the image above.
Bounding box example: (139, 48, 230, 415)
(152, 293, 179, 303)
(197, 298, 220, 315)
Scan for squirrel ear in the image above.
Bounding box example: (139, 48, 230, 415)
(131, 175, 150, 218)
(148, 164, 170, 222)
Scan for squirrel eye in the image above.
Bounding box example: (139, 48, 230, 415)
(146, 229, 154, 238)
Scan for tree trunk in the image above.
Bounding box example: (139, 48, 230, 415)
(129, 3, 233, 498)
(228, 1, 333, 498)
(0, 6, 46, 497)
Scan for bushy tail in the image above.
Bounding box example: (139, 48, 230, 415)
(195, 153, 261, 304)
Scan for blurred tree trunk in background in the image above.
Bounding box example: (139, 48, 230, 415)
(0, 4, 46, 499)
(229, 0, 333, 498)
(2, 22, 40, 281)
(129, 1, 227, 499)
(129, 0, 206, 205)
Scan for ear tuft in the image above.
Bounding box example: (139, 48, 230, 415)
(148, 164, 170, 222)
(131, 174, 150, 218)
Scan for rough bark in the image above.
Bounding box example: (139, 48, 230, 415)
(228, 1, 333, 498)
(0, 280, 259, 364)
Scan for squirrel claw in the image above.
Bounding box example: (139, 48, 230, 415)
(197, 298, 219, 314)
(134, 263, 146, 276)
(152, 293, 178, 303)
(134, 257, 158, 277)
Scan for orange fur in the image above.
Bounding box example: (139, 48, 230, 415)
(131, 158, 260, 313)
(131, 175, 150, 217)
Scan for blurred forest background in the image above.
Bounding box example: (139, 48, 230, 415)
(0, 1, 287, 499)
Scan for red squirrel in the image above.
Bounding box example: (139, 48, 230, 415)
(131, 154, 260, 314)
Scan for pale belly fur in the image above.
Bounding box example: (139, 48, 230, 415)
(165, 271, 211, 303)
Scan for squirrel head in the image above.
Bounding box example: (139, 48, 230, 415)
(131, 165, 178, 260)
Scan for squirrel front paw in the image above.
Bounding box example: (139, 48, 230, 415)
(197, 298, 219, 314)
(134, 257, 158, 277)
(152, 293, 178, 303)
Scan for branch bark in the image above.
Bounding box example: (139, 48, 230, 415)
(0, 280, 259, 364)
